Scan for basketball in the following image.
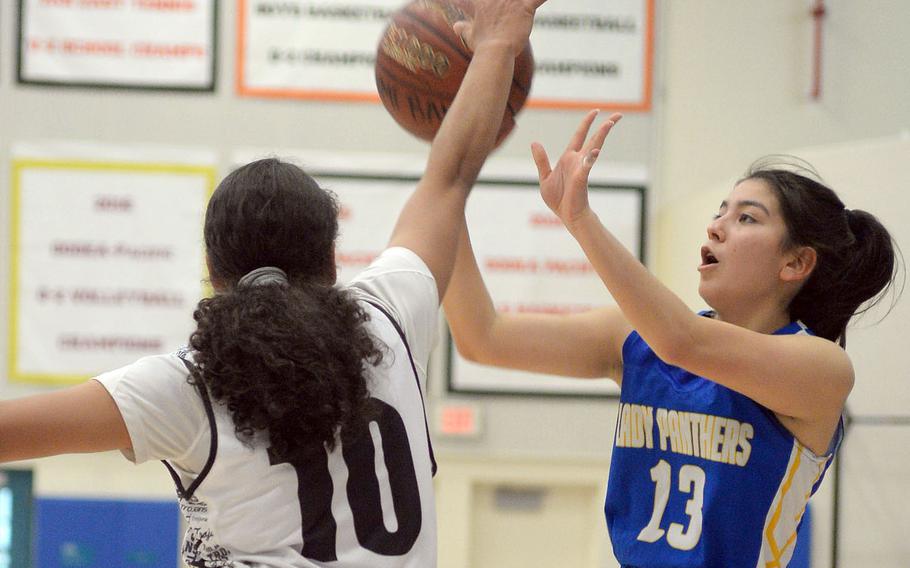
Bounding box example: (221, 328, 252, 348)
(375, 0, 534, 145)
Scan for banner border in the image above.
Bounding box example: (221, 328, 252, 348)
(16, 0, 220, 93)
(236, 0, 654, 111)
(444, 180, 645, 398)
(8, 158, 217, 386)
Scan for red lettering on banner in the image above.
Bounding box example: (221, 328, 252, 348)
(79, 0, 125, 7)
(35, 287, 184, 307)
(484, 257, 538, 273)
(52, 241, 109, 257)
(337, 251, 378, 267)
(339, 206, 353, 220)
(28, 38, 58, 52)
(134, 0, 196, 10)
(58, 334, 163, 351)
(62, 39, 124, 56)
(50, 241, 172, 260)
(70, 288, 184, 306)
(112, 243, 173, 259)
(132, 42, 206, 58)
(529, 212, 562, 227)
(36, 287, 66, 303)
(497, 303, 593, 315)
(543, 259, 595, 274)
(94, 195, 133, 212)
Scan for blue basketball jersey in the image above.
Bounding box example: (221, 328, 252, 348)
(605, 318, 842, 568)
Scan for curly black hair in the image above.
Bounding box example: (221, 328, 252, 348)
(189, 158, 383, 459)
(188, 284, 382, 456)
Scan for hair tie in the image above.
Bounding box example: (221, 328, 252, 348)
(843, 208, 860, 246)
(237, 266, 289, 289)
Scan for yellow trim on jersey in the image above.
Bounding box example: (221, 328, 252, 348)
(763, 446, 802, 567)
(762, 444, 831, 568)
(775, 458, 828, 567)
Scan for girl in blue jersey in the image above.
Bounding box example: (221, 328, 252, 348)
(443, 112, 900, 567)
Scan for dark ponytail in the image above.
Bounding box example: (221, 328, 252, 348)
(189, 158, 383, 459)
(745, 158, 902, 346)
(189, 283, 382, 457)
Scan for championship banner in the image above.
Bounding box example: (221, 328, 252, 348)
(8, 143, 217, 385)
(237, 0, 652, 111)
(449, 181, 643, 397)
(232, 150, 645, 397)
(530, 0, 652, 110)
(17, 0, 217, 90)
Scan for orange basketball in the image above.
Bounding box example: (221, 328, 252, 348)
(375, 0, 534, 145)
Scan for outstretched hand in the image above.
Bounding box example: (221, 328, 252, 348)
(532, 110, 622, 226)
(453, 0, 548, 56)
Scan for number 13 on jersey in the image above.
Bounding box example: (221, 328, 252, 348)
(637, 460, 706, 550)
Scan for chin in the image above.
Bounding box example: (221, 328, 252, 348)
(697, 282, 722, 312)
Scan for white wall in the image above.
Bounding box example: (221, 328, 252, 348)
(653, 2, 910, 567)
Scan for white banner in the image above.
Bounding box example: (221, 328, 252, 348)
(232, 149, 644, 396)
(450, 183, 642, 397)
(18, 0, 216, 90)
(9, 144, 217, 385)
(531, 0, 652, 110)
(238, 0, 391, 100)
(238, 0, 652, 110)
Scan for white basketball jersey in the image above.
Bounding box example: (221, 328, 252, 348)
(96, 248, 439, 567)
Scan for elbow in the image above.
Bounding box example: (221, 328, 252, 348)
(834, 359, 856, 407)
(450, 332, 486, 364)
(649, 327, 700, 369)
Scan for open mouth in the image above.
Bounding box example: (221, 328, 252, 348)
(700, 247, 719, 266)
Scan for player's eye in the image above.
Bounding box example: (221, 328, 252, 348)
(739, 213, 755, 223)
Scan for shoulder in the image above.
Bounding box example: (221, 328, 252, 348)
(348, 247, 441, 365)
(94, 350, 198, 401)
(92, 350, 208, 463)
(349, 247, 436, 289)
(347, 247, 439, 321)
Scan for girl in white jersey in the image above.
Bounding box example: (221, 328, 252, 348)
(443, 113, 901, 567)
(0, 1, 549, 566)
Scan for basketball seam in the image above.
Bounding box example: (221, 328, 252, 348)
(376, 58, 518, 121)
(376, 59, 463, 102)
(398, 8, 473, 63)
(397, 8, 532, 100)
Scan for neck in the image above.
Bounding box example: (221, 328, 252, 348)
(711, 304, 792, 335)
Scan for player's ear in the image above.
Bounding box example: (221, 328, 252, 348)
(205, 255, 226, 293)
(781, 246, 817, 283)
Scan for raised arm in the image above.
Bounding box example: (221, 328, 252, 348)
(443, 216, 630, 382)
(388, 0, 546, 299)
(535, 112, 852, 453)
(442, 112, 631, 383)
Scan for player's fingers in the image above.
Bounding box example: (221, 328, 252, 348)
(567, 110, 599, 152)
(582, 148, 601, 170)
(531, 142, 552, 180)
(453, 21, 474, 51)
(582, 113, 622, 155)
